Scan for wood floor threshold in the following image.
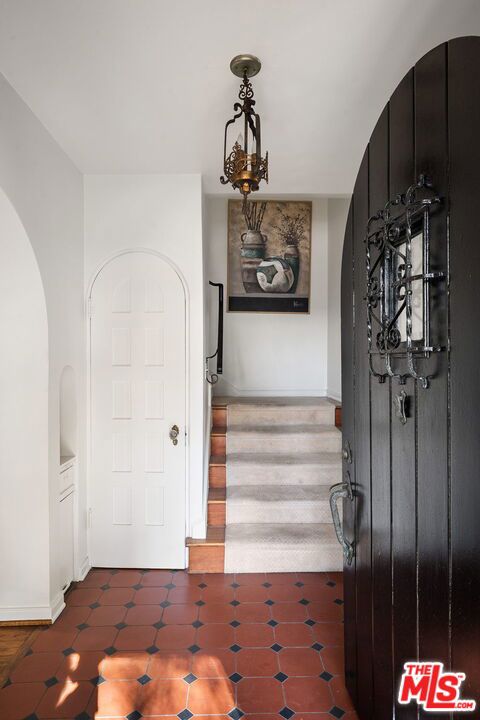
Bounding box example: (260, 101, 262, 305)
(0, 626, 43, 686)
(0, 619, 51, 627)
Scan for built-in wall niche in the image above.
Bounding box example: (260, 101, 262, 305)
(59, 365, 77, 461)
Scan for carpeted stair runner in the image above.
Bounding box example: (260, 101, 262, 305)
(224, 398, 343, 573)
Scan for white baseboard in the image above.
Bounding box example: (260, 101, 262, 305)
(0, 604, 53, 623)
(0, 590, 66, 623)
(50, 591, 65, 623)
(214, 377, 329, 398)
(77, 556, 91, 581)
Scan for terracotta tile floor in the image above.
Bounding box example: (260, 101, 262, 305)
(0, 569, 359, 720)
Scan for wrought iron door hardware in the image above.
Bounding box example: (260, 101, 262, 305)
(329, 471, 355, 566)
(205, 281, 224, 385)
(342, 440, 353, 465)
(394, 390, 408, 425)
(365, 174, 446, 388)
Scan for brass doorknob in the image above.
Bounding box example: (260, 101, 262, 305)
(169, 424, 179, 446)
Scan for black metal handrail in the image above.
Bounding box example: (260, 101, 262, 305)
(206, 281, 224, 385)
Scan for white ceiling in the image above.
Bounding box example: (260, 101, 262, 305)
(1, 0, 480, 195)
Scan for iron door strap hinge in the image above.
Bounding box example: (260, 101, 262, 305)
(329, 471, 355, 566)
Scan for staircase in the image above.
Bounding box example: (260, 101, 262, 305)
(186, 405, 227, 573)
(186, 397, 343, 573)
(224, 398, 343, 573)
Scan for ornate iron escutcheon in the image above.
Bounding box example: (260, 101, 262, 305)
(365, 174, 446, 388)
(329, 470, 355, 566)
(342, 440, 353, 465)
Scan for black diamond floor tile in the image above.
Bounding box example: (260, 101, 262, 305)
(90, 674, 106, 685)
(228, 708, 244, 720)
(137, 673, 152, 685)
(178, 710, 193, 720)
(126, 712, 143, 720)
(44, 676, 58, 688)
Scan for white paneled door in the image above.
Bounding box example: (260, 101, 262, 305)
(90, 253, 186, 568)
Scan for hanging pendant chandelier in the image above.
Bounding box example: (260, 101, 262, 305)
(220, 54, 269, 203)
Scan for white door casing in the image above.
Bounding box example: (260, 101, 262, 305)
(89, 252, 186, 568)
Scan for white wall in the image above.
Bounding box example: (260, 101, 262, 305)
(84, 174, 206, 539)
(327, 198, 350, 401)
(0, 189, 49, 619)
(60, 366, 77, 458)
(0, 73, 85, 620)
(205, 195, 349, 401)
(206, 196, 330, 397)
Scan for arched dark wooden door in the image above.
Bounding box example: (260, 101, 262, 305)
(341, 36, 480, 720)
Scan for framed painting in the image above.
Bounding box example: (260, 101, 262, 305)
(227, 199, 312, 312)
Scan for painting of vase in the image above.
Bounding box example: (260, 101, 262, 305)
(240, 229, 267, 292)
(227, 199, 311, 313)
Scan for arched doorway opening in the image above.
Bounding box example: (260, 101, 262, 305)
(0, 187, 49, 620)
(88, 250, 188, 569)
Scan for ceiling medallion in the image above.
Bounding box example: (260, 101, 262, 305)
(220, 54, 269, 205)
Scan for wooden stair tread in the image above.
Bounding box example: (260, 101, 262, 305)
(211, 426, 227, 436)
(210, 454, 226, 467)
(187, 526, 225, 547)
(208, 488, 226, 503)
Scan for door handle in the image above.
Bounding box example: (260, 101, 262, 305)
(169, 424, 180, 446)
(329, 471, 355, 566)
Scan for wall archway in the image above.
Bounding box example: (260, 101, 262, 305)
(0, 186, 50, 620)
